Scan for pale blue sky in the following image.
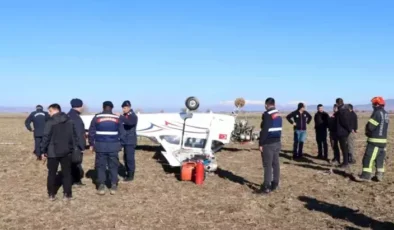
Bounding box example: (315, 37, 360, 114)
(0, 0, 393, 110)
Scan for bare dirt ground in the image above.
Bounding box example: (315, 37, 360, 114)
(0, 113, 394, 230)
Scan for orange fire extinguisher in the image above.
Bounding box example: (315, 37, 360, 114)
(194, 161, 204, 185)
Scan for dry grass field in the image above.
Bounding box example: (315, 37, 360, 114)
(0, 113, 394, 230)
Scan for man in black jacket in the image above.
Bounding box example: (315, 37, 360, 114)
(67, 98, 86, 186)
(286, 103, 312, 159)
(24, 105, 49, 160)
(328, 104, 340, 164)
(335, 98, 352, 169)
(348, 104, 358, 164)
(41, 104, 80, 201)
(314, 104, 329, 160)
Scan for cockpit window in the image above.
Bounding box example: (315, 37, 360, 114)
(184, 138, 206, 148)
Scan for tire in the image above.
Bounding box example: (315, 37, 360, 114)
(185, 97, 199, 111)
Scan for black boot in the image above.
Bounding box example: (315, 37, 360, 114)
(124, 172, 134, 182)
(298, 142, 304, 158)
(271, 182, 279, 191)
(293, 142, 299, 159)
(317, 142, 323, 159)
(323, 141, 328, 160)
(349, 154, 356, 164)
(73, 181, 86, 187)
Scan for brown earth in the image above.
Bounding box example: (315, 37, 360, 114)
(0, 113, 393, 230)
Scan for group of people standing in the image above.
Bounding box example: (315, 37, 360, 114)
(24, 96, 389, 199)
(25, 99, 138, 200)
(285, 98, 359, 169)
(258, 96, 389, 195)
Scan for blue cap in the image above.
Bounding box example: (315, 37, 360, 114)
(70, 98, 83, 108)
(121, 100, 131, 107)
(103, 101, 114, 108)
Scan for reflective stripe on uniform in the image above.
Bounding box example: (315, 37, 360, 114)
(377, 168, 385, 172)
(368, 118, 379, 126)
(96, 114, 119, 118)
(363, 146, 379, 173)
(268, 127, 282, 132)
(96, 131, 118, 135)
(34, 112, 45, 117)
(367, 138, 387, 143)
(268, 109, 278, 114)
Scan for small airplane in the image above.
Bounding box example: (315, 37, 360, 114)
(80, 97, 259, 173)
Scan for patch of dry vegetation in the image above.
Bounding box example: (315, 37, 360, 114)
(0, 113, 393, 229)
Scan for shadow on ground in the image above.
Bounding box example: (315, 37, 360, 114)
(221, 147, 256, 152)
(151, 147, 180, 180)
(136, 145, 159, 152)
(280, 150, 316, 164)
(85, 169, 112, 189)
(299, 196, 394, 230)
(215, 167, 259, 191)
(283, 161, 356, 181)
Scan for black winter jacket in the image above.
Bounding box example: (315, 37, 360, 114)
(67, 109, 86, 150)
(314, 111, 329, 131)
(328, 114, 337, 137)
(286, 110, 312, 130)
(335, 104, 352, 137)
(349, 111, 358, 132)
(41, 112, 80, 158)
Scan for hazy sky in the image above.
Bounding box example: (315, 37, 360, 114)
(1, 0, 393, 110)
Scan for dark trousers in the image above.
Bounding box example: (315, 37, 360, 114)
(124, 145, 136, 174)
(71, 153, 84, 183)
(96, 151, 119, 185)
(316, 130, 328, 158)
(361, 144, 386, 179)
(330, 135, 340, 163)
(261, 142, 281, 189)
(338, 136, 349, 166)
(34, 137, 42, 157)
(47, 155, 72, 196)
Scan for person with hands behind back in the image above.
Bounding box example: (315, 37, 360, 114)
(347, 104, 358, 164)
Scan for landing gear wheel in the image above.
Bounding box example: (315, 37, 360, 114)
(185, 97, 199, 111)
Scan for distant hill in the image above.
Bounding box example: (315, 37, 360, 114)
(352, 99, 394, 111)
(308, 99, 394, 112)
(2, 99, 394, 113)
(0, 106, 31, 113)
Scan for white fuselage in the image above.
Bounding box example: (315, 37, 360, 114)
(81, 112, 235, 169)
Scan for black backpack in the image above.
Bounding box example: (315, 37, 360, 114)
(51, 121, 74, 157)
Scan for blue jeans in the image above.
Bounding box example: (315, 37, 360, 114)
(293, 130, 307, 157)
(123, 145, 136, 174)
(95, 151, 119, 185)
